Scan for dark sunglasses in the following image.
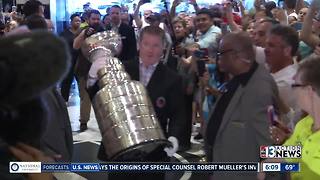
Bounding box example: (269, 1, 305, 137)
(291, 83, 308, 88)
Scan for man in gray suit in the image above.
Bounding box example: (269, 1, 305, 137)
(205, 32, 280, 180)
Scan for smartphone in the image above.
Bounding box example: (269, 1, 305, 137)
(231, 0, 240, 12)
(193, 48, 208, 59)
(196, 60, 206, 77)
(292, 22, 302, 31)
(267, 105, 291, 133)
(267, 105, 278, 126)
(220, 23, 229, 35)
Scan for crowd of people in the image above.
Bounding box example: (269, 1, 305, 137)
(1, 0, 320, 179)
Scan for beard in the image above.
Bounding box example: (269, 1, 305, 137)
(89, 23, 103, 32)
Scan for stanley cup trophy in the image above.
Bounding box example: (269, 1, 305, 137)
(85, 31, 170, 161)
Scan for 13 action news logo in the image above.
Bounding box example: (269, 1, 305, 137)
(260, 146, 302, 158)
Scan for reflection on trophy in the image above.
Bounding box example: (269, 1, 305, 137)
(86, 31, 170, 160)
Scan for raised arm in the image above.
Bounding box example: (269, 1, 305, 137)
(239, 0, 247, 17)
(170, 0, 181, 19)
(300, 0, 320, 48)
(225, 3, 241, 32)
(189, 0, 200, 13)
(73, 30, 86, 50)
(133, 0, 144, 29)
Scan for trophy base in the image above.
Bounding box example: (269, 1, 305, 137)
(109, 139, 171, 161)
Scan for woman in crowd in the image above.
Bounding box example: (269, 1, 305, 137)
(270, 56, 320, 179)
(168, 17, 196, 148)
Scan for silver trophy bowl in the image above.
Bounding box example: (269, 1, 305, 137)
(87, 31, 170, 160)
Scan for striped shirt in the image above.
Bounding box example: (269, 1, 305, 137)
(139, 60, 158, 87)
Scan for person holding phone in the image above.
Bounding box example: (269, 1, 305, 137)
(194, 8, 221, 57)
(133, 0, 153, 30)
(270, 56, 320, 179)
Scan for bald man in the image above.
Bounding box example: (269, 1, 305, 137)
(205, 32, 281, 180)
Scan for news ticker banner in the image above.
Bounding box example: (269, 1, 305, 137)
(9, 162, 300, 173)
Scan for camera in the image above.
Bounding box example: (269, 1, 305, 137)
(84, 27, 97, 37)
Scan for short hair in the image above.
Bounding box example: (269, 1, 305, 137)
(298, 56, 320, 96)
(111, 5, 121, 10)
(259, 17, 280, 25)
(139, 26, 166, 45)
(196, 8, 213, 19)
(103, 14, 109, 21)
(265, 1, 277, 11)
(81, 11, 89, 21)
(284, 0, 296, 9)
(172, 17, 187, 28)
(24, 14, 47, 30)
(70, 13, 80, 21)
(210, 5, 222, 18)
(222, 31, 255, 62)
(269, 24, 299, 56)
(88, 9, 101, 19)
(23, 0, 43, 17)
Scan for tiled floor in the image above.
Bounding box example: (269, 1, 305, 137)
(64, 80, 207, 180)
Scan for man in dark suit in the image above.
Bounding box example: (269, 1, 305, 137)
(88, 25, 187, 153)
(87, 25, 187, 180)
(205, 32, 281, 180)
(106, 5, 137, 62)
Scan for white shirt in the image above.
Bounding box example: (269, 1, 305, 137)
(271, 64, 300, 129)
(110, 22, 121, 33)
(139, 60, 159, 87)
(271, 64, 298, 109)
(255, 46, 266, 65)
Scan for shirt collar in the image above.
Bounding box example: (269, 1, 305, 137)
(200, 25, 218, 36)
(111, 21, 121, 29)
(139, 59, 159, 68)
(271, 64, 297, 81)
(233, 62, 258, 86)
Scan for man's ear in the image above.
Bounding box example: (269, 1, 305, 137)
(284, 46, 292, 57)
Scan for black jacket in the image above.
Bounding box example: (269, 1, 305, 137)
(105, 23, 137, 62)
(88, 59, 187, 161)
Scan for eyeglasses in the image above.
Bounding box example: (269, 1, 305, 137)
(216, 49, 234, 60)
(291, 83, 308, 88)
